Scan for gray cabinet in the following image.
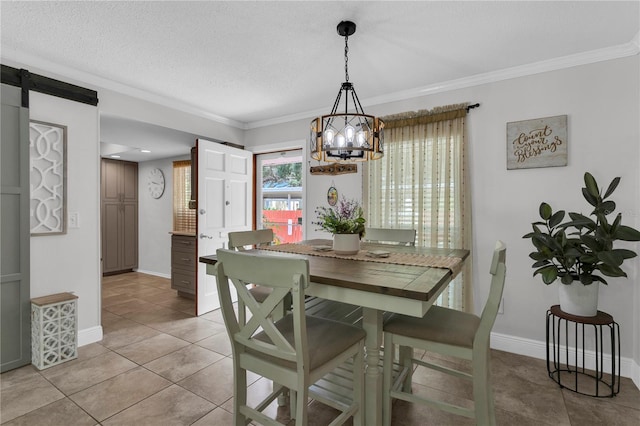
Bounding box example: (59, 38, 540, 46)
(101, 159, 138, 274)
(171, 234, 196, 297)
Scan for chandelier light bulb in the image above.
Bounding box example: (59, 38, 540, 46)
(356, 130, 366, 146)
(324, 129, 335, 145)
(345, 125, 355, 143)
(336, 134, 345, 147)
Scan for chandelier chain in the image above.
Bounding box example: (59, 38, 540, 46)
(344, 35, 349, 82)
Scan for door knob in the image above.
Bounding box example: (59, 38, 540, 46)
(199, 233, 213, 239)
(199, 208, 206, 215)
(225, 201, 230, 206)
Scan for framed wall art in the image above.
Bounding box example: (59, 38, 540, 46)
(507, 115, 567, 170)
(327, 186, 338, 206)
(29, 120, 67, 235)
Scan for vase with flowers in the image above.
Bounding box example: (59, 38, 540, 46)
(315, 196, 366, 255)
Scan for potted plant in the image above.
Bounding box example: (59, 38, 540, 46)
(523, 172, 640, 316)
(314, 196, 366, 255)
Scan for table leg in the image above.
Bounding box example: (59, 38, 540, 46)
(362, 307, 383, 426)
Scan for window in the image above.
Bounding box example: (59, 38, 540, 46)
(173, 160, 195, 233)
(256, 150, 303, 244)
(364, 105, 472, 311)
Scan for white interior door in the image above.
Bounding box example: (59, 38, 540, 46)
(196, 138, 253, 315)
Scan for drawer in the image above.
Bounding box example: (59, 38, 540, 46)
(172, 235, 196, 250)
(172, 271, 195, 294)
(172, 250, 196, 271)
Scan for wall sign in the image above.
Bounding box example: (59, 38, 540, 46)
(507, 115, 567, 170)
(29, 120, 67, 235)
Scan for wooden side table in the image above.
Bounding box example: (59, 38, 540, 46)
(546, 305, 620, 397)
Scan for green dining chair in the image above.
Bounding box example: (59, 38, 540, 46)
(214, 249, 366, 426)
(382, 241, 506, 426)
(228, 229, 277, 324)
(362, 227, 417, 246)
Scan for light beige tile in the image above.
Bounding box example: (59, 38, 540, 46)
(192, 406, 234, 425)
(103, 299, 165, 316)
(70, 367, 171, 421)
(76, 342, 110, 361)
(115, 333, 190, 364)
(194, 331, 232, 356)
(40, 351, 137, 395)
(122, 307, 191, 325)
(609, 377, 640, 410)
(148, 316, 225, 343)
(493, 371, 571, 425)
(178, 357, 260, 405)
(144, 344, 223, 382)
(562, 388, 640, 426)
(101, 322, 162, 349)
(101, 384, 215, 426)
(1, 398, 97, 426)
(0, 366, 65, 423)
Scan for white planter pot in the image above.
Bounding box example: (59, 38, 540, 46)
(333, 233, 360, 255)
(558, 282, 599, 317)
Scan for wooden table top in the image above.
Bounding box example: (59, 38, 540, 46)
(199, 239, 469, 302)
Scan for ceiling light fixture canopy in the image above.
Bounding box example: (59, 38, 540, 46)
(310, 21, 384, 163)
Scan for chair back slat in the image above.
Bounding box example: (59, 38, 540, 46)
(477, 241, 507, 345)
(363, 228, 416, 246)
(228, 229, 274, 250)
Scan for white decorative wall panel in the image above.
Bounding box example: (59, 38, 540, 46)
(29, 121, 67, 234)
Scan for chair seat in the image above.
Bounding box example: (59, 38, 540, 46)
(384, 306, 480, 349)
(252, 314, 366, 370)
(249, 285, 272, 303)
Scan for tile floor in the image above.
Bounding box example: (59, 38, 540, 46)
(1, 271, 639, 425)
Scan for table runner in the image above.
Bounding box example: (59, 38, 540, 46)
(260, 243, 463, 278)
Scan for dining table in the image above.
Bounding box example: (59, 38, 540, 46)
(200, 239, 469, 426)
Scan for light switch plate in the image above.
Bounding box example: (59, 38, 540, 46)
(69, 212, 79, 228)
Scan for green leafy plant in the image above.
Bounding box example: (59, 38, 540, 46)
(314, 196, 366, 236)
(523, 172, 640, 285)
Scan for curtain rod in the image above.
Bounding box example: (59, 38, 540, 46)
(466, 103, 480, 112)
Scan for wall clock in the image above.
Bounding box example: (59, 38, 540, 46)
(147, 168, 165, 199)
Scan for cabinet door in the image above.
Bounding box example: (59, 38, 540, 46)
(101, 159, 121, 203)
(121, 203, 138, 270)
(101, 203, 122, 273)
(122, 161, 138, 203)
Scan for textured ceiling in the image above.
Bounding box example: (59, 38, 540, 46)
(2, 1, 638, 161)
(3, 1, 638, 127)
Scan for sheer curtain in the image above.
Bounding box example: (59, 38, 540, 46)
(363, 104, 473, 311)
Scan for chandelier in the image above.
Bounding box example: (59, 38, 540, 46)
(310, 21, 384, 163)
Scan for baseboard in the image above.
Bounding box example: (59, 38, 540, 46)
(134, 269, 170, 279)
(632, 359, 640, 390)
(490, 331, 635, 380)
(78, 326, 103, 347)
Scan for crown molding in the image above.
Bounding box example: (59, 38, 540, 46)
(4, 37, 637, 132)
(0, 48, 247, 129)
(247, 39, 640, 130)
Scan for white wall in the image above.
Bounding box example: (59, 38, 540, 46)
(137, 156, 189, 277)
(247, 57, 640, 369)
(98, 88, 245, 146)
(30, 92, 102, 346)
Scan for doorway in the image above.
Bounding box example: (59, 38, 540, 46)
(256, 150, 303, 244)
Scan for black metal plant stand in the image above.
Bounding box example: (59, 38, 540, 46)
(546, 305, 620, 397)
